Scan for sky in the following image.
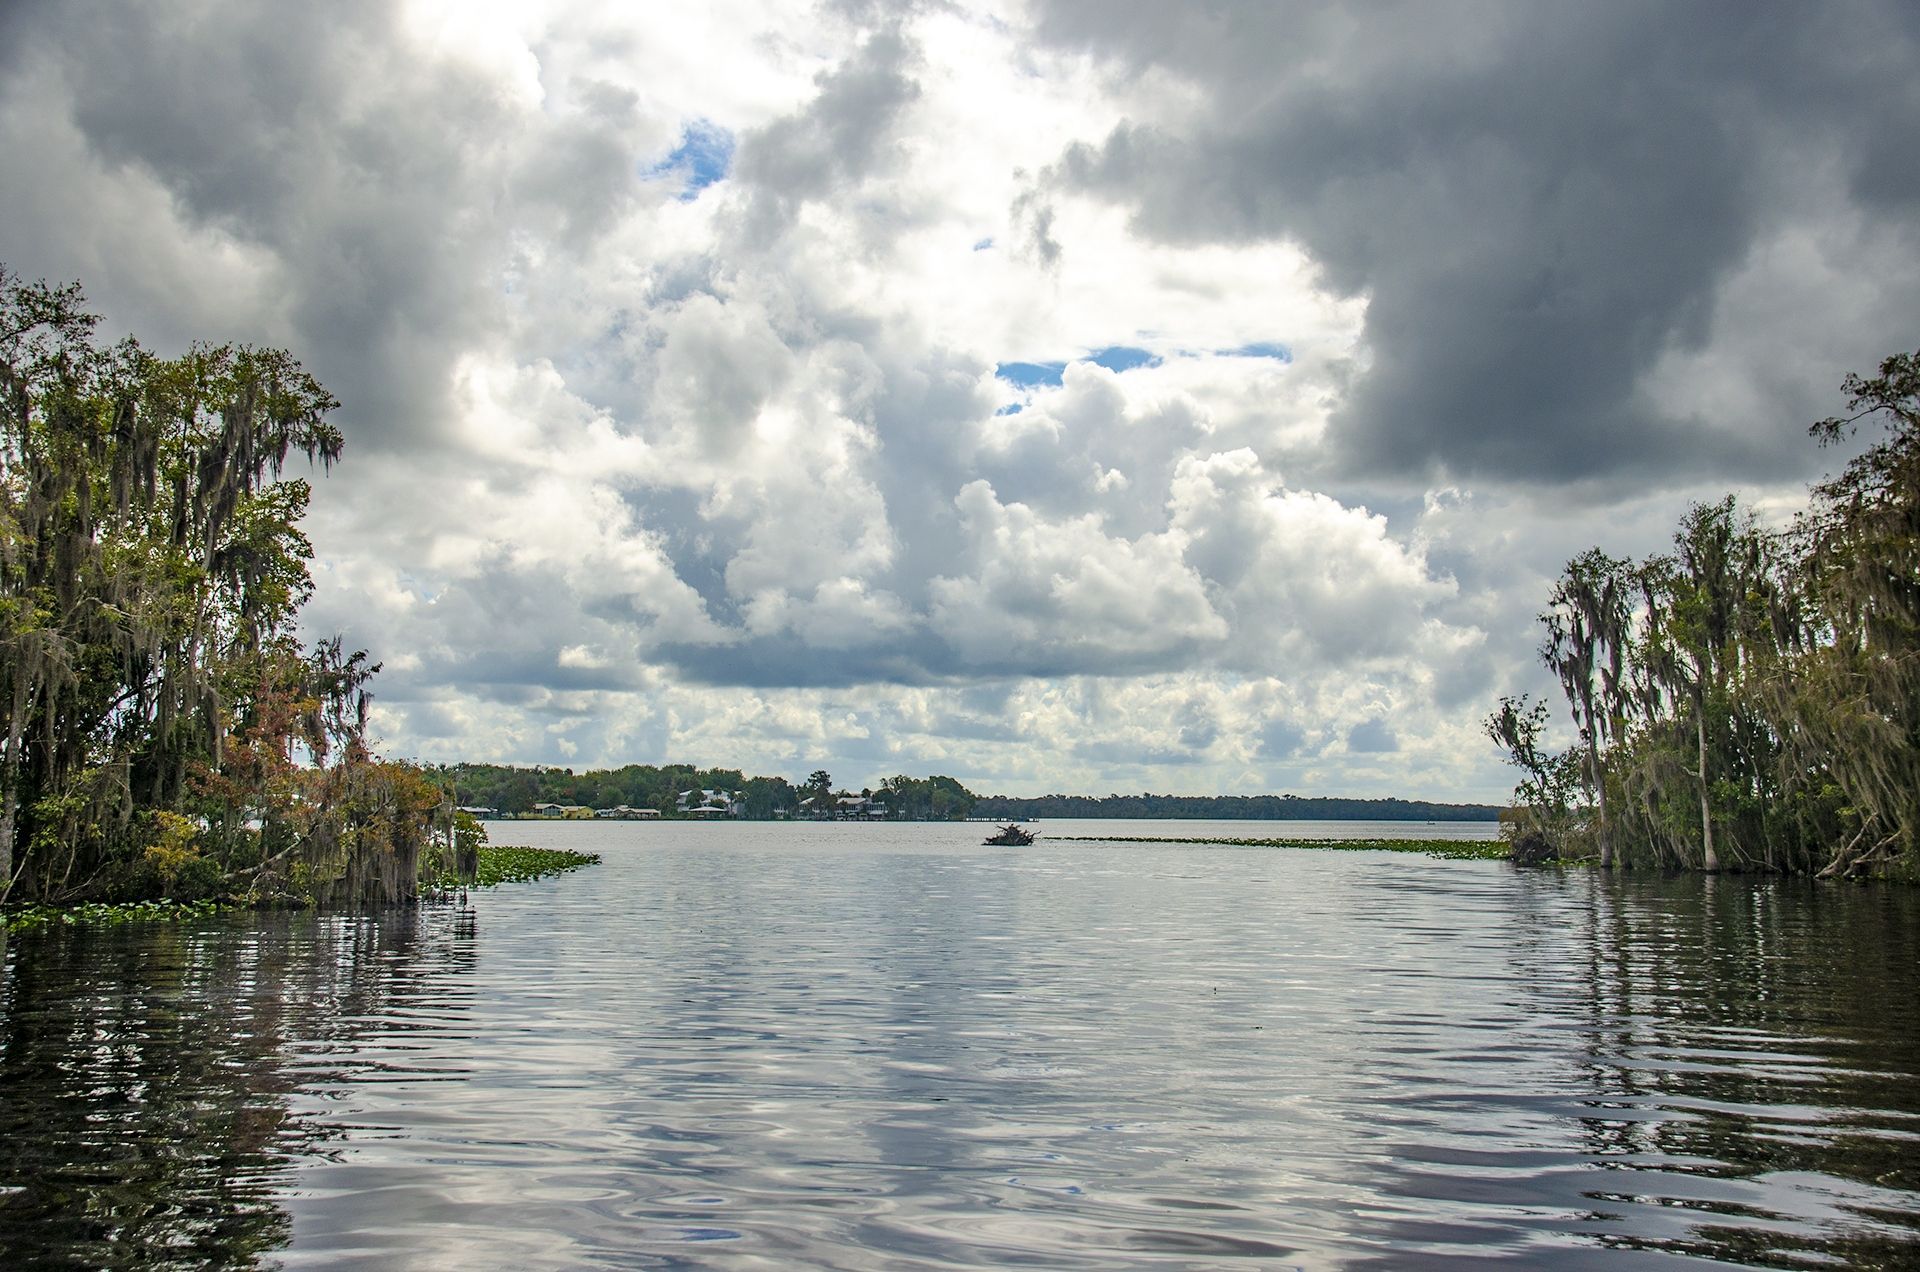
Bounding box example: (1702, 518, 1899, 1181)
(3, 0, 1917, 801)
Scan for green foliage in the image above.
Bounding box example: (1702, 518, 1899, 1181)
(0, 897, 220, 934)
(739, 774, 796, 818)
(0, 266, 445, 907)
(422, 844, 599, 888)
(1490, 349, 1920, 878)
(876, 773, 977, 820)
(434, 761, 979, 820)
(1539, 549, 1635, 864)
(437, 761, 747, 814)
(1484, 694, 1585, 856)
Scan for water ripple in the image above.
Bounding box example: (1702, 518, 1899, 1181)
(2, 821, 1917, 1268)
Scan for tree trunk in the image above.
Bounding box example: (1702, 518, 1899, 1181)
(1582, 684, 1612, 868)
(0, 783, 15, 901)
(0, 673, 28, 900)
(1695, 694, 1718, 872)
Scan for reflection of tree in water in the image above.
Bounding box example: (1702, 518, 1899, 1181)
(1569, 875, 1920, 1266)
(0, 908, 476, 1269)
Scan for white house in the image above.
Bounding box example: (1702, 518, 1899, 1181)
(677, 788, 743, 817)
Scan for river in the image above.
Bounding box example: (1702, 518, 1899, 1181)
(2, 819, 1916, 1268)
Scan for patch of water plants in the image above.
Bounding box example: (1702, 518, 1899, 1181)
(0, 898, 222, 934)
(440, 845, 602, 888)
(2, 847, 601, 932)
(1052, 834, 1511, 862)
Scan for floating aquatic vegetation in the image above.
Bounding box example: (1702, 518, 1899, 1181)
(1050, 835, 1509, 861)
(3, 845, 601, 929)
(0, 899, 222, 934)
(428, 845, 601, 889)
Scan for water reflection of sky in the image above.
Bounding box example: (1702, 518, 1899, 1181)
(2, 822, 1916, 1269)
(0, 908, 479, 1269)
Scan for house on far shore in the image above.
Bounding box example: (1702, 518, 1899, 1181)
(593, 805, 660, 819)
(456, 805, 499, 819)
(796, 795, 886, 820)
(836, 795, 889, 820)
(677, 789, 743, 817)
(531, 802, 566, 817)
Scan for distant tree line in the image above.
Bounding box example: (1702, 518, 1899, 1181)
(1489, 350, 1920, 879)
(441, 762, 980, 821)
(971, 793, 1503, 821)
(441, 762, 758, 815)
(875, 773, 977, 820)
(0, 268, 466, 907)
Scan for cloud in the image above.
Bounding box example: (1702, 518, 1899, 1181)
(732, 25, 924, 239)
(1346, 718, 1399, 754)
(926, 479, 1227, 675)
(7, 1, 1900, 801)
(1032, 0, 1920, 487)
(1168, 448, 1465, 670)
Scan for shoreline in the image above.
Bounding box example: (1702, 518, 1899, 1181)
(1, 845, 601, 933)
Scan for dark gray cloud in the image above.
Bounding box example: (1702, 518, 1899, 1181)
(733, 27, 923, 240)
(1258, 719, 1305, 759)
(1347, 718, 1399, 754)
(1031, 0, 1920, 487)
(2, 0, 652, 455)
(8, 2, 458, 442)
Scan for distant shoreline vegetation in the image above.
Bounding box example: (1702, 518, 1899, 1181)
(971, 794, 1502, 822)
(435, 763, 983, 821)
(434, 762, 1500, 824)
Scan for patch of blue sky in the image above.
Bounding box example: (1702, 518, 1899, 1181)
(995, 361, 1067, 387)
(645, 119, 735, 201)
(1086, 345, 1160, 373)
(1221, 341, 1293, 362)
(994, 402, 1024, 416)
(972, 237, 994, 251)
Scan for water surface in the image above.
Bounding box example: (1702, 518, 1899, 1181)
(2, 820, 1916, 1268)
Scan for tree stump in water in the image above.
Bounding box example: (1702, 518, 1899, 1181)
(1509, 832, 1559, 866)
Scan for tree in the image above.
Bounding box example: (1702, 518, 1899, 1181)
(1490, 350, 1920, 879)
(875, 773, 978, 820)
(1793, 350, 1920, 875)
(1540, 549, 1634, 865)
(1484, 694, 1580, 859)
(739, 774, 795, 819)
(1637, 503, 1735, 871)
(0, 266, 429, 905)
